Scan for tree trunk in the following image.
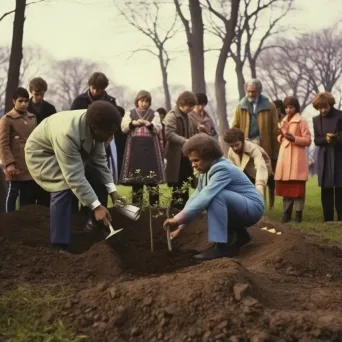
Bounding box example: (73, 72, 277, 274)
(188, 0, 205, 93)
(235, 62, 245, 100)
(159, 52, 172, 111)
(5, 0, 26, 113)
(250, 59, 257, 79)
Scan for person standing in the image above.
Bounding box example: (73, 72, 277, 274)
(275, 96, 311, 223)
(232, 79, 279, 210)
(27, 77, 57, 207)
(312, 92, 342, 222)
(120, 90, 165, 206)
(0, 87, 37, 212)
(164, 91, 198, 211)
(188, 93, 217, 137)
(25, 101, 125, 252)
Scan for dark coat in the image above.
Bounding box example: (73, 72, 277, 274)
(313, 107, 342, 188)
(70, 90, 117, 110)
(27, 99, 56, 125)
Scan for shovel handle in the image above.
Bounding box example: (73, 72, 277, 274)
(166, 225, 172, 251)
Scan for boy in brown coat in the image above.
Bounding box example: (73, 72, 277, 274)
(0, 87, 37, 212)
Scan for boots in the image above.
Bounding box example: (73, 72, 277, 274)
(295, 211, 303, 223)
(281, 201, 293, 223)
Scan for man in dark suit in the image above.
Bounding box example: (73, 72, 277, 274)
(28, 77, 57, 207)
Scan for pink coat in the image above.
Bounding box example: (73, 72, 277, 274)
(274, 113, 311, 181)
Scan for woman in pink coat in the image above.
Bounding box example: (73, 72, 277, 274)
(275, 96, 311, 223)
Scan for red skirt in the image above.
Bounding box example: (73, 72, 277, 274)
(275, 181, 306, 198)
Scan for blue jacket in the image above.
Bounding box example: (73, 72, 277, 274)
(174, 157, 264, 225)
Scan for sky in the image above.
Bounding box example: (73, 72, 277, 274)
(0, 0, 341, 111)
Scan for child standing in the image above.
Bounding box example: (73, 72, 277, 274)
(120, 90, 165, 205)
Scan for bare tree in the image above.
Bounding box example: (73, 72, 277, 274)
(4, 0, 47, 112)
(0, 0, 45, 23)
(203, 0, 240, 149)
(257, 40, 313, 110)
(228, 0, 293, 99)
(108, 84, 137, 110)
(0, 47, 10, 115)
(48, 58, 101, 110)
(298, 28, 342, 94)
(115, 0, 178, 111)
(174, 0, 206, 93)
(4, 0, 27, 112)
(258, 28, 342, 110)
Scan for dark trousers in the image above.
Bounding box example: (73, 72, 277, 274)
(35, 185, 51, 207)
(6, 180, 36, 212)
(132, 184, 159, 206)
(50, 172, 108, 245)
(168, 156, 193, 211)
(321, 187, 342, 221)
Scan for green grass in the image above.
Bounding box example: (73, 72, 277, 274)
(0, 286, 87, 342)
(265, 176, 342, 244)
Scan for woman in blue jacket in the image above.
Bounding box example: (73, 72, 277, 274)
(163, 134, 264, 261)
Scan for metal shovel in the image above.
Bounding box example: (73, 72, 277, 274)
(106, 222, 123, 240)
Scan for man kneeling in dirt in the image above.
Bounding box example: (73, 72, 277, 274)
(25, 101, 125, 253)
(163, 134, 264, 261)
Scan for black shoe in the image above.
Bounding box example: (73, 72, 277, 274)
(234, 227, 252, 248)
(193, 243, 233, 261)
(281, 212, 291, 223)
(295, 211, 303, 223)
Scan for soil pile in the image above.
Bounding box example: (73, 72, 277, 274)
(1, 205, 342, 340)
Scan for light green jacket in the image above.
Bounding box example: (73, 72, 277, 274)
(25, 110, 113, 206)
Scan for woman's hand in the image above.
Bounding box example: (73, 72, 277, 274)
(163, 217, 179, 230)
(170, 227, 182, 240)
(284, 133, 295, 142)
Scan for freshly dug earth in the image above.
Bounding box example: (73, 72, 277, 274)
(1, 205, 342, 341)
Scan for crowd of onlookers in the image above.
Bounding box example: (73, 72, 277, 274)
(0, 72, 341, 225)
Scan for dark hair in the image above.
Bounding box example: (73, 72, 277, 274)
(176, 91, 197, 107)
(223, 128, 245, 144)
(116, 105, 125, 118)
(88, 72, 109, 90)
(196, 93, 208, 106)
(13, 87, 29, 100)
(283, 96, 300, 113)
(135, 90, 151, 107)
(312, 92, 336, 109)
(29, 77, 48, 92)
(156, 107, 167, 116)
(182, 133, 223, 160)
(86, 100, 122, 132)
(273, 99, 284, 112)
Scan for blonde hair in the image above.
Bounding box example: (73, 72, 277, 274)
(312, 92, 335, 110)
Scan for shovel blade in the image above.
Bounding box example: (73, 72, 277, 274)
(106, 228, 123, 240)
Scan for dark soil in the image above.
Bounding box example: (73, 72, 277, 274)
(1, 205, 342, 341)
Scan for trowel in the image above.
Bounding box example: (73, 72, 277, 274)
(106, 222, 123, 240)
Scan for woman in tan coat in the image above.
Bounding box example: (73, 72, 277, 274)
(0, 87, 37, 212)
(275, 96, 311, 223)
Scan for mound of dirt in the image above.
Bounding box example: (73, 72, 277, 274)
(246, 220, 342, 279)
(2, 206, 342, 340)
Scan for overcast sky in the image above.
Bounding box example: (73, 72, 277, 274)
(0, 0, 341, 110)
